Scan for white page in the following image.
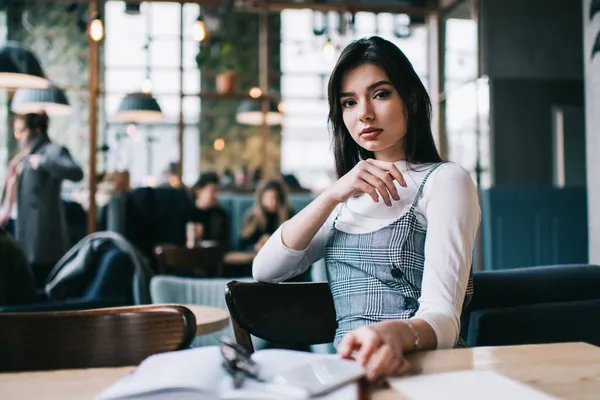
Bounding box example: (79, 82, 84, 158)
(251, 350, 361, 400)
(388, 370, 559, 400)
(96, 347, 359, 400)
(95, 347, 224, 400)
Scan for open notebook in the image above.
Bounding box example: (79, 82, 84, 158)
(96, 346, 363, 400)
(96, 347, 559, 400)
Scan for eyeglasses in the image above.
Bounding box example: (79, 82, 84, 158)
(218, 337, 263, 389)
(217, 337, 311, 399)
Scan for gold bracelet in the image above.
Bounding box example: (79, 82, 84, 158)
(404, 320, 421, 351)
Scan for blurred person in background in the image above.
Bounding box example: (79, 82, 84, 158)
(233, 167, 247, 189)
(281, 172, 309, 192)
(159, 162, 183, 189)
(240, 179, 294, 252)
(250, 167, 262, 189)
(220, 168, 235, 189)
(189, 171, 230, 249)
(0, 112, 83, 288)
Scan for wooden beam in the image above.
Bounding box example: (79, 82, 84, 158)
(87, 0, 99, 234)
(259, 0, 270, 178)
(427, 12, 441, 154)
(241, 1, 432, 16)
(27, 0, 432, 16)
(25, 0, 222, 5)
(437, 0, 464, 14)
(436, 9, 447, 160)
(177, 5, 185, 181)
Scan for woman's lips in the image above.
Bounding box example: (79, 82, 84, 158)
(360, 129, 382, 140)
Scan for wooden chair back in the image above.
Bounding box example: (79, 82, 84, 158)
(225, 281, 337, 353)
(0, 304, 196, 371)
(154, 244, 225, 277)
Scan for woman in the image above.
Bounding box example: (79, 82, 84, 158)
(252, 37, 480, 380)
(240, 179, 293, 252)
(0, 112, 83, 288)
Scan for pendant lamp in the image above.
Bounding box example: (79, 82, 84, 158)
(116, 92, 163, 123)
(0, 41, 48, 88)
(236, 98, 283, 126)
(11, 84, 70, 116)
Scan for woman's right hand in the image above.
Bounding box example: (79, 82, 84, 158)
(324, 159, 407, 207)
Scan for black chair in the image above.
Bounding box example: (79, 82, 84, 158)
(154, 244, 225, 277)
(124, 187, 196, 272)
(461, 264, 600, 347)
(0, 244, 135, 313)
(225, 281, 337, 353)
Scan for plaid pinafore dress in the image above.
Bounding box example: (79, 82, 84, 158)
(324, 163, 474, 347)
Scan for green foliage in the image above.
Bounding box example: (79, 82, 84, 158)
(195, 39, 244, 73)
(197, 10, 282, 174)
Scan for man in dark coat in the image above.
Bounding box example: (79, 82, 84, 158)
(1, 112, 83, 288)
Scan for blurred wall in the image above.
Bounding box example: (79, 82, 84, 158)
(583, 0, 600, 263)
(479, 0, 584, 186)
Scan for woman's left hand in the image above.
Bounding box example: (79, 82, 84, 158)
(337, 321, 412, 381)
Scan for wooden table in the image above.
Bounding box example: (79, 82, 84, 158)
(224, 251, 256, 265)
(183, 304, 230, 335)
(373, 342, 600, 400)
(1, 342, 599, 400)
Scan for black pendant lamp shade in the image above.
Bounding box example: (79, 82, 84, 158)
(0, 41, 48, 88)
(116, 92, 163, 123)
(236, 98, 283, 126)
(11, 85, 70, 116)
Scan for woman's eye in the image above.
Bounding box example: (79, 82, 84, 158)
(341, 99, 356, 108)
(375, 90, 391, 99)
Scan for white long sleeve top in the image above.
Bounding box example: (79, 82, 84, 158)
(252, 161, 481, 349)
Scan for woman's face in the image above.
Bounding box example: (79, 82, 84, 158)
(339, 63, 408, 162)
(261, 189, 279, 213)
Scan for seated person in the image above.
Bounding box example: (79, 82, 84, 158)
(158, 162, 184, 189)
(240, 179, 294, 252)
(252, 36, 480, 381)
(189, 172, 230, 250)
(0, 227, 36, 306)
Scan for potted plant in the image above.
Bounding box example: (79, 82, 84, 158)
(196, 40, 242, 94)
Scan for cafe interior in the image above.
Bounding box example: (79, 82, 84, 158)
(1, 0, 600, 398)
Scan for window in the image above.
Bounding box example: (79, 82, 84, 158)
(441, 0, 491, 189)
(104, 1, 201, 187)
(280, 9, 430, 191)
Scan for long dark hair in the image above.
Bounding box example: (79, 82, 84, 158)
(241, 179, 290, 238)
(327, 36, 442, 178)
